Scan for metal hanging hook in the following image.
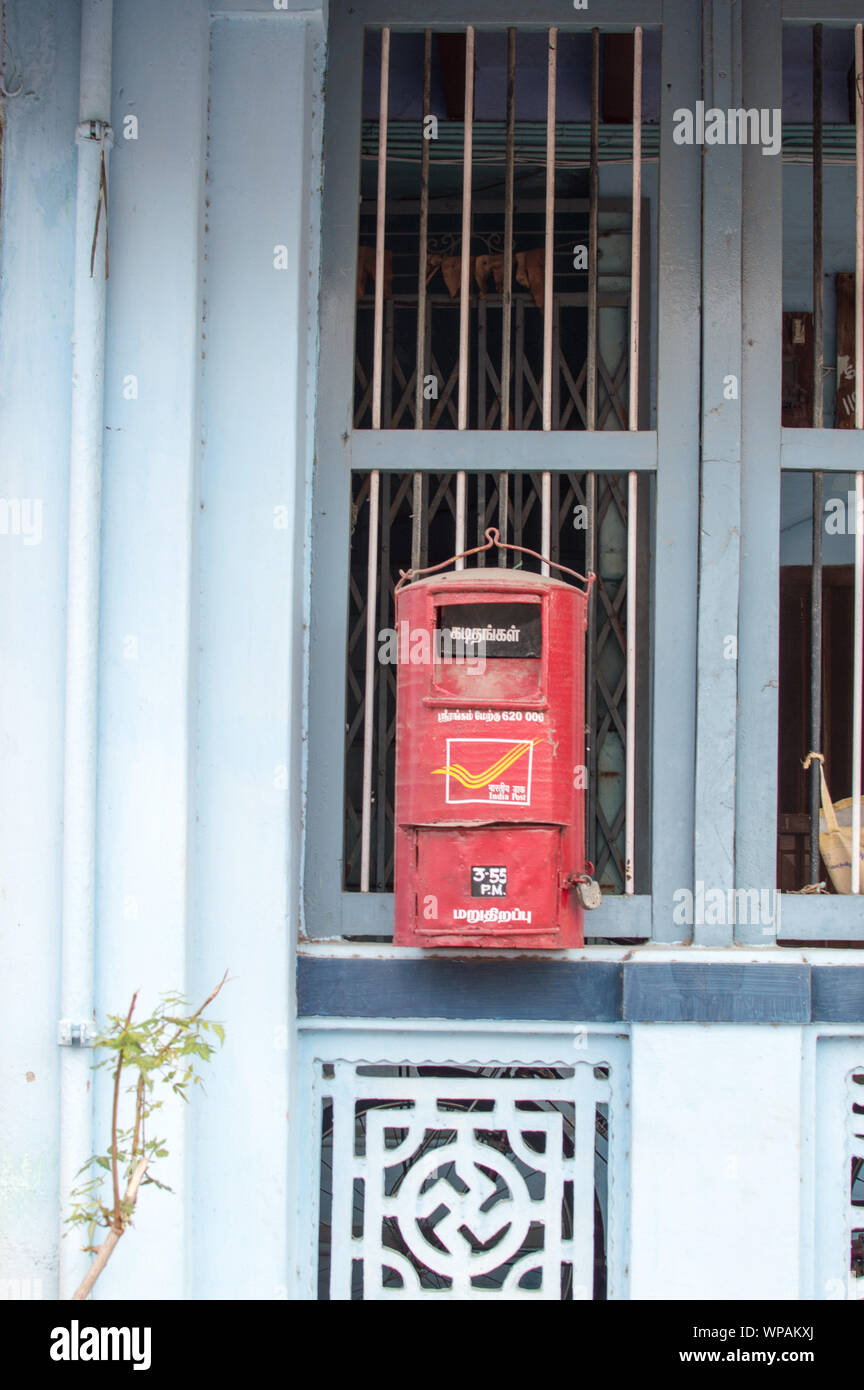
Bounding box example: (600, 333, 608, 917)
(396, 526, 595, 593)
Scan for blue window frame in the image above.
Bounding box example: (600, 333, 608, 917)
(306, 0, 699, 944)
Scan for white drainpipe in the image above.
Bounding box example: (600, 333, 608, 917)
(58, 0, 113, 1299)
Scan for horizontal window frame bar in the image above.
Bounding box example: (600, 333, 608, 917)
(336, 891, 652, 940)
(350, 429, 658, 472)
(783, 2, 864, 22)
(781, 427, 864, 469)
(297, 958, 864, 1022)
(331, 2, 662, 32)
(778, 895, 864, 940)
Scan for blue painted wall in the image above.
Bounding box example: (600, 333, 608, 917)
(0, 0, 80, 1301)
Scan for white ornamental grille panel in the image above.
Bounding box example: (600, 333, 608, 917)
(316, 1062, 614, 1301)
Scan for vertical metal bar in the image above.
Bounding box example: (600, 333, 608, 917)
(383, 297, 394, 426)
(629, 27, 643, 430)
(372, 26, 389, 432)
(497, 29, 516, 566)
(419, 469, 430, 568)
(625, 471, 638, 895)
(809, 24, 824, 884)
(552, 301, 561, 429)
(852, 22, 864, 892)
(455, 472, 467, 566)
(541, 26, 557, 574)
(455, 25, 474, 567)
(478, 297, 488, 428)
(542, 27, 557, 430)
(360, 471, 380, 893)
(414, 28, 432, 433)
(812, 25, 824, 432)
(514, 472, 524, 549)
(457, 24, 475, 422)
(587, 27, 600, 434)
(361, 27, 389, 892)
(411, 472, 423, 571)
(551, 471, 561, 565)
(497, 471, 509, 564)
(809, 475, 823, 881)
(501, 27, 516, 433)
(423, 306, 433, 438)
(477, 469, 487, 563)
(625, 25, 643, 896)
(541, 475, 552, 575)
(585, 29, 601, 874)
(515, 297, 525, 429)
(376, 474, 392, 888)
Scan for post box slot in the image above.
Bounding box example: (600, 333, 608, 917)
(430, 593, 545, 702)
(436, 602, 542, 659)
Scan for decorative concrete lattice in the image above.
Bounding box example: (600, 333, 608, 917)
(317, 1062, 612, 1300)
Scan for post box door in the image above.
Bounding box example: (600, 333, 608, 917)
(415, 825, 564, 942)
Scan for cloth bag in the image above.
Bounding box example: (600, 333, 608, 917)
(803, 752, 864, 894)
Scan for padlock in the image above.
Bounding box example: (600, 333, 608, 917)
(575, 877, 603, 910)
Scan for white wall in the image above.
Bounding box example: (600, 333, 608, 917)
(629, 1024, 804, 1300)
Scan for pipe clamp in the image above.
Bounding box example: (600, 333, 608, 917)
(75, 119, 114, 148)
(57, 1020, 97, 1048)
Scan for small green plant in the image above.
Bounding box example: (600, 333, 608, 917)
(67, 972, 228, 1301)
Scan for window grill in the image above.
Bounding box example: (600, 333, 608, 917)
(308, 2, 696, 944)
(355, 27, 657, 438)
(777, 23, 864, 916)
(346, 24, 655, 911)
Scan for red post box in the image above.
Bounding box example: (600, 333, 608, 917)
(393, 560, 591, 948)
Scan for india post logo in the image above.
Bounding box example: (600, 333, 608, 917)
(433, 737, 538, 805)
